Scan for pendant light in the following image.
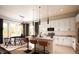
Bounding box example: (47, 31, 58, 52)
(32, 21, 34, 26)
(47, 6, 49, 24)
(39, 6, 41, 25)
(47, 17, 49, 24)
(32, 5, 34, 26)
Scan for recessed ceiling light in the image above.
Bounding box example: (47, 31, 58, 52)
(60, 9, 63, 12)
(19, 15, 24, 18)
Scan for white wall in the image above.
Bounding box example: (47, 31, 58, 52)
(39, 17, 76, 49)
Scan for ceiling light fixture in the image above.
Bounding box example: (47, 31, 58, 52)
(19, 15, 24, 18)
(47, 6, 49, 24)
(39, 6, 41, 25)
(19, 14, 25, 22)
(32, 5, 34, 26)
(60, 9, 63, 12)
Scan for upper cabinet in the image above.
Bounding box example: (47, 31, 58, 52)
(50, 17, 76, 32)
(39, 17, 76, 36)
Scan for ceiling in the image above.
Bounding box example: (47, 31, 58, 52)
(0, 5, 79, 22)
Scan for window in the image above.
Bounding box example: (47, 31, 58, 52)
(29, 23, 35, 35)
(3, 22, 8, 37)
(3, 21, 23, 38)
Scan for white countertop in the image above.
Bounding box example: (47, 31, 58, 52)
(36, 37, 53, 41)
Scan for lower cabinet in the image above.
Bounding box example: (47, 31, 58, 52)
(54, 36, 75, 48)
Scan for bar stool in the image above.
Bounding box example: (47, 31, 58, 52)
(30, 39, 39, 54)
(38, 40, 49, 54)
(23, 38, 32, 53)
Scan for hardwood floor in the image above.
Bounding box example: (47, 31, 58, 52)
(53, 44, 75, 54)
(0, 43, 75, 54)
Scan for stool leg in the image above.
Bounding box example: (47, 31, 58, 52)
(32, 44, 39, 54)
(27, 42, 29, 48)
(24, 42, 31, 53)
(35, 44, 36, 51)
(44, 46, 45, 53)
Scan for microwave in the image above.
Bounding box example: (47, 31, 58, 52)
(47, 28, 54, 31)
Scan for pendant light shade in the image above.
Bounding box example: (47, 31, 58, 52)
(39, 6, 41, 25)
(47, 6, 50, 24)
(32, 5, 34, 26)
(32, 21, 34, 26)
(47, 17, 49, 24)
(39, 19, 41, 25)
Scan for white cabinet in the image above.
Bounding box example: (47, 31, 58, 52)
(39, 17, 76, 34)
(54, 36, 76, 47)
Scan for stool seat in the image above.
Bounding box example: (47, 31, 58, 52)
(38, 40, 48, 46)
(30, 39, 37, 44)
(30, 39, 39, 54)
(38, 40, 49, 54)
